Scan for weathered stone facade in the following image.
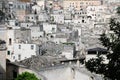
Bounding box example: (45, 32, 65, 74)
(0, 41, 6, 80)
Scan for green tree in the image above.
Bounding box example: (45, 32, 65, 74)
(99, 17, 120, 80)
(16, 72, 40, 80)
(85, 6, 120, 80)
(85, 54, 106, 74)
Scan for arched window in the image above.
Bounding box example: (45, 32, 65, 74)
(9, 38, 12, 45)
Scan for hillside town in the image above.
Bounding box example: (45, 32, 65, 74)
(0, 0, 120, 80)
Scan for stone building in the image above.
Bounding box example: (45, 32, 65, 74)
(11, 0, 31, 21)
(0, 0, 8, 12)
(12, 43, 39, 62)
(50, 14, 64, 24)
(6, 60, 19, 80)
(61, 43, 76, 59)
(6, 28, 31, 61)
(63, 0, 102, 11)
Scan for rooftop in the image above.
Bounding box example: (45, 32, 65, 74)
(19, 0, 31, 2)
(17, 55, 66, 71)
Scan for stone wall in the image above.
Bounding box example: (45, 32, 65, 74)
(0, 50, 6, 80)
(39, 66, 91, 80)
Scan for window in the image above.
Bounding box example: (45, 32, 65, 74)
(18, 5, 20, 9)
(36, 16, 38, 20)
(13, 56, 15, 59)
(40, 35, 42, 37)
(22, 5, 24, 9)
(9, 4, 13, 7)
(40, 25, 43, 31)
(51, 35, 54, 38)
(18, 54, 21, 60)
(7, 51, 10, 55)
(52, 28, 55, 32)
(82, 20, 84, 23)
(9, 38, 12, 45)
(19, 45, 21, 49)
(50, 3, 52, 6)
(31, 45, 34, 50)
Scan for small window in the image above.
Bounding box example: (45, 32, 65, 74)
(18, 54, 21, 60)
(36, 16, 38, 20)
(40, 35, 42, 37)
(52, 28, 55, 32)
(51, 35, 54, 38)
(31, 45, 34, 50)
(40, 25, 43, 31)
(7, 51, 10, 55)
(18, 5, 20, 9)
(13, 56, 15, 59)
(9, 38, 12, 45)
(82, 20, 84, 23)
(19, 45, 21, 49)
(22, 5, 24, 9)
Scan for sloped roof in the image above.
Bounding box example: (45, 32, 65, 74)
(17, 55, 65, 71)
(87, 47, 107, 52)
(19, 0, 31, 2)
